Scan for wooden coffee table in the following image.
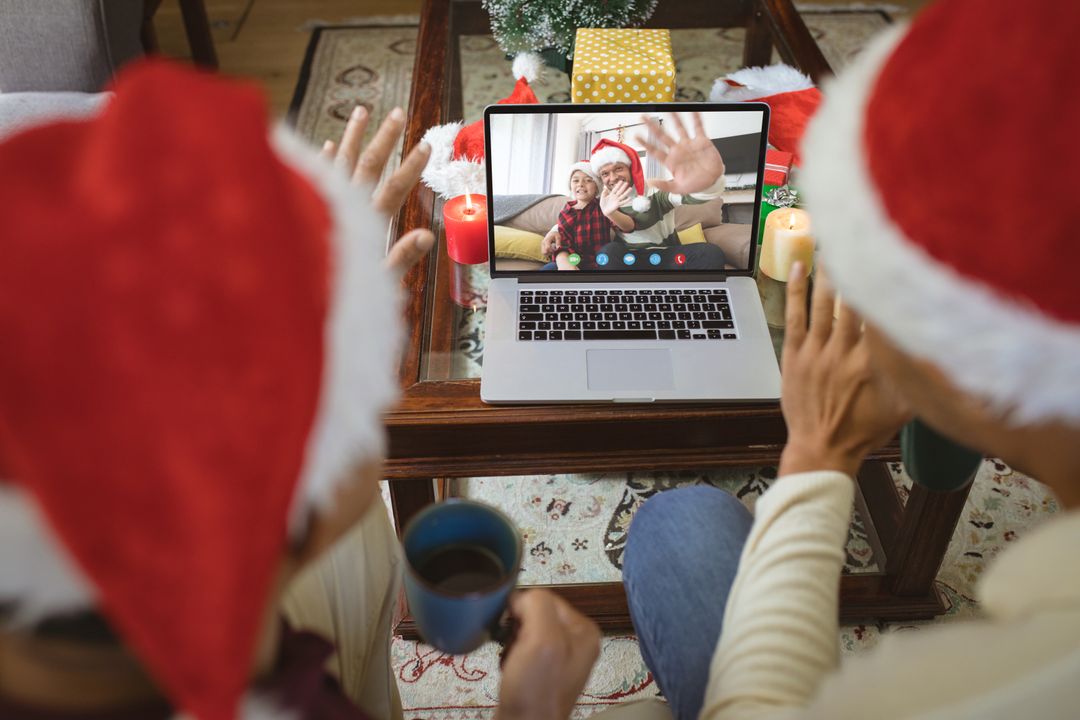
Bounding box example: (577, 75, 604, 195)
(387, 0, 972, 636)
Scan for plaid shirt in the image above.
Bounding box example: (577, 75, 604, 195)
(554, 199, 613, 268)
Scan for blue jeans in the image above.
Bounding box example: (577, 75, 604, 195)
(623, 487, 753, 720)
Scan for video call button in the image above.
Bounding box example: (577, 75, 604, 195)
(596, 253, 610, 266)
(568, 253, 582, 266)
(649, 253, 662, 266)
(623, 253, 636, 266)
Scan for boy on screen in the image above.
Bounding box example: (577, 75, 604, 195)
(539, 162, 634, 270)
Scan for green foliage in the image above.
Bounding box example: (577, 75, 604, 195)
(483, 0, 660, 57)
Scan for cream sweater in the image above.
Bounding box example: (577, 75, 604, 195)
(702, 471, 1080, 720)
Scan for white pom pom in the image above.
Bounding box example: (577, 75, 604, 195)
(422, 159, 486, 200)
(421, 121, 463, 164)
(631, 195, 651, 212)
(512, 52, 544, 83)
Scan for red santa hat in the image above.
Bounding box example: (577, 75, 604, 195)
(709, 63, 822, 165)
(802, 0, 1080, 425)
(566, 160, 600, 191)
(590, 138, 651, 212)
(421, 52, 541, 199)
(0, 60, 402, 719)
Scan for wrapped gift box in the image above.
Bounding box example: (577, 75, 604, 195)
(571, 28, 675, 103)
(763, 149, 794, 186)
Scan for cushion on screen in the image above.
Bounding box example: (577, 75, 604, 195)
(494, 225, 548, 262)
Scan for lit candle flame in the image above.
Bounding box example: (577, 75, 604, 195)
(464, 191, 474, 214)
(788, 213, 797, 230)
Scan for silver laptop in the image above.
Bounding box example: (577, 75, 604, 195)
(480, 102, 780, 403)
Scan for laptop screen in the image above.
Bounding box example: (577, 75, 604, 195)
(485, 103, 769, 276)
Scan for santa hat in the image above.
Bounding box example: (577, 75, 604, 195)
(0, 60, 401, 719)
(710, 63, 822, 165)
(420, 52, 542, 199)
(566, 161, 600, 191)
(802, 0, 1080, 425)
(590, 138, 651, 212)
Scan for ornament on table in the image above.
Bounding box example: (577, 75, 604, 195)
(420, 52, 541, 200)
(571, 28, 675, 103)
(483, 0, 659, 72)
(710, 64, 822, 164)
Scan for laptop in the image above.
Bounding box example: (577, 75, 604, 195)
(480, 102, 781, 403)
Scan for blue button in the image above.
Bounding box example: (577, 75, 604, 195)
(623, 253, 636, 266)
(649, 252, 662, 266)
(596, 253, 609, 266)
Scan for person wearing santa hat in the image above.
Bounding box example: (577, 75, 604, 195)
(621, 0, 1080, 718)
(591, 118, 728, 271)
(537, 161, 634, 271)
(0, 60, 620, 720)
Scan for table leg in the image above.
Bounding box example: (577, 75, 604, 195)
(887, 479, 973, 596)
(390, 477, 436, 631)
(744, 5, 775, 67)
(388, 477, 437, 539)
(178, 0, 218, 69)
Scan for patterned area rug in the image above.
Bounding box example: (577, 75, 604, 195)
(290, 9, 1062, 719)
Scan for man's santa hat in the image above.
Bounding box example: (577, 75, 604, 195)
(0, 61, 402, 719)
(710, 63, 822, 165)
(590, 138, 652, 212)
(802, 0, 1080, 425)
(421, 52, 542, 198)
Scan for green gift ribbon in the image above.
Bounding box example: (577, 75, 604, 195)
(758, 184, 801, 245)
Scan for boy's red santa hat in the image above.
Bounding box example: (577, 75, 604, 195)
(421, 52, 541, 198)
(589, 138, 652, 212)
(566, 160, 601, 191)
(802, 0, 1080, 425)
(710, 63, 821, 165)
(0, 61, 402, 719)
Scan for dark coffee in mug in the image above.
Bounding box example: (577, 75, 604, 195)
(402, 499, 521, 654)
(417, 543, 506, 594)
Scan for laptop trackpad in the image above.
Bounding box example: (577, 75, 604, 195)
(586, 349, 675, 392)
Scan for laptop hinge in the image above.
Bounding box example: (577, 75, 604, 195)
(514, 272, 733, 284)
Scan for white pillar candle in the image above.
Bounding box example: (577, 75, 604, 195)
(759, 207, 813, 281)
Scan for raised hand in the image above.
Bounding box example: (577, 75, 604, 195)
(599, 180, 633, 216)
(778, 265, 913, 478)
(320, 105, 435, 278)
(635, 112, 725, 195)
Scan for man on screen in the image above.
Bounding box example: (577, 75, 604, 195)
(590, 114, 729, 271)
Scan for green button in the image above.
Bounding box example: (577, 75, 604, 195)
(568, 253, 582, 266)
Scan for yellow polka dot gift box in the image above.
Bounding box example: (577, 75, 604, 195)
(571, 28, 676, 103)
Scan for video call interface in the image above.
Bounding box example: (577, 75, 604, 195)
(488, 109, 765, 273)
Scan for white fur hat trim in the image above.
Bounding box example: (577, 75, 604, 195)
(709, 63, 814, 102)
(419, 121, 485, 199)
(590, 145, 632, 175)
(567, 161, 600, 189)
(803, 24, 1080, 425)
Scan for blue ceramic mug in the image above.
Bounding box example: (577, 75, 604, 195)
(402, 499, 522, 654)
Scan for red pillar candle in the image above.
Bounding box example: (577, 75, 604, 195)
(443, 192, 489, 265)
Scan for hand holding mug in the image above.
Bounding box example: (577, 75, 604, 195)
(495, 590, 601, 720)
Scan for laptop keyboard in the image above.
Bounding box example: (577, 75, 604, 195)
(517, 288, 737, 341)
